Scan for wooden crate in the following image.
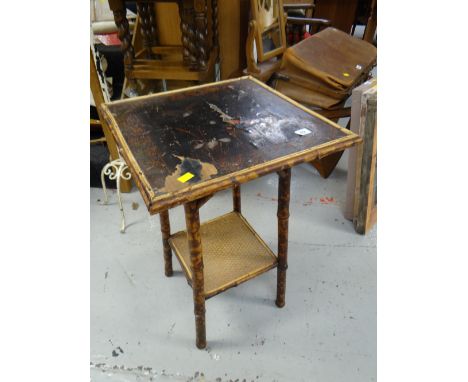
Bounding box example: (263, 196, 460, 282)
(345, 78, 377, 234)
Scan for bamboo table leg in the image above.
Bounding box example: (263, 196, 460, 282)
(159, 210, 173, 277)
(276, 168, 291, 308)
(233, 184, 241, 212)
(184, 200, 206, 349)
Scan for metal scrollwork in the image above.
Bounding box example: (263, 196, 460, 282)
(101, 158, 132, 233)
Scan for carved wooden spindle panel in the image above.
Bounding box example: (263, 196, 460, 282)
(137, 1, 153, 58)
(194, 0, 208, 70)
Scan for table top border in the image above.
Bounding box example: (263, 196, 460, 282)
(104, 75, 352, 135)
(101, 76, 361, 215)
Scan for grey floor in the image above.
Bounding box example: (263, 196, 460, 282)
(91, 144, 377, 382)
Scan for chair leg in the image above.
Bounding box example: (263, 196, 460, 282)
(159, 210, 173, 277)
(310, 117, 351, 178)
(311, 152, 345, 179)
(233, 184, 241, 213)
(276, 168, 291, 308)
(184, 200, 206, 349)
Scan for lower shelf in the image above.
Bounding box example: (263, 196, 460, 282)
(169, 211, 278, 298)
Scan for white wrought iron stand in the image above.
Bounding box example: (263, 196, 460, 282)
(101, 157, 131, 233)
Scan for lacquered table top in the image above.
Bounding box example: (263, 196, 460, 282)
(102, 76, 360, 214)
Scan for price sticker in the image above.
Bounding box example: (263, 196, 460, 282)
(295, 128, 312, 136)
(177, 172, 195, 183)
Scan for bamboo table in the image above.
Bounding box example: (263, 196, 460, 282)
(101, 76, 361, 349)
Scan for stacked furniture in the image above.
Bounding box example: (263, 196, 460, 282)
(246, 0, 376, 177)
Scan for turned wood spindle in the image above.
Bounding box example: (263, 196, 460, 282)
(184, 2, 198, 70)
(211, 0, 219, 57)
(276, 168, 291, 308)
(137, 1, 154, 58)
(194, 0, 208, 70)
(179, 0, 191, 66)
(110, 2, 135, 72)
(184, 200, 206, 349)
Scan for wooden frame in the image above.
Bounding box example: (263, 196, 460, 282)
(354, 93, 376, 234)
(250, 0, 288, 63)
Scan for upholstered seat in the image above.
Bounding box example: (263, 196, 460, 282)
(275, 27, 377, 109)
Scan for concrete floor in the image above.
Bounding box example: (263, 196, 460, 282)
(91, 146, 377, 382)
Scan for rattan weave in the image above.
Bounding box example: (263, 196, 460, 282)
(169, 212, 278, 298)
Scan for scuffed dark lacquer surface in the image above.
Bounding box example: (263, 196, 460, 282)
(106, 78, 348, 195)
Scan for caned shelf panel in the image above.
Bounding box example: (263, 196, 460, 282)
(169, 212, 278, 298)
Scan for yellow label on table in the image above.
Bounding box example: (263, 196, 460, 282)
(177, 172, 195, 183)
(343, 72, 350, 77)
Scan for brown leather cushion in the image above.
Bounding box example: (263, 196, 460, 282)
(275, 27, 376, 109)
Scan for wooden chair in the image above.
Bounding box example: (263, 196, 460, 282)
(283, 1, 317, 44)
(108, 0, 220, 86)
(245, 0, 376, 178)
(246, 0, 329, 83)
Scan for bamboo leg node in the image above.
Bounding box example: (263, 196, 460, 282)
(233, 184, 241, 212)
(159, 210, 173, 277)
(184, 200, 207, 349)
(276, 168, 291, 308)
